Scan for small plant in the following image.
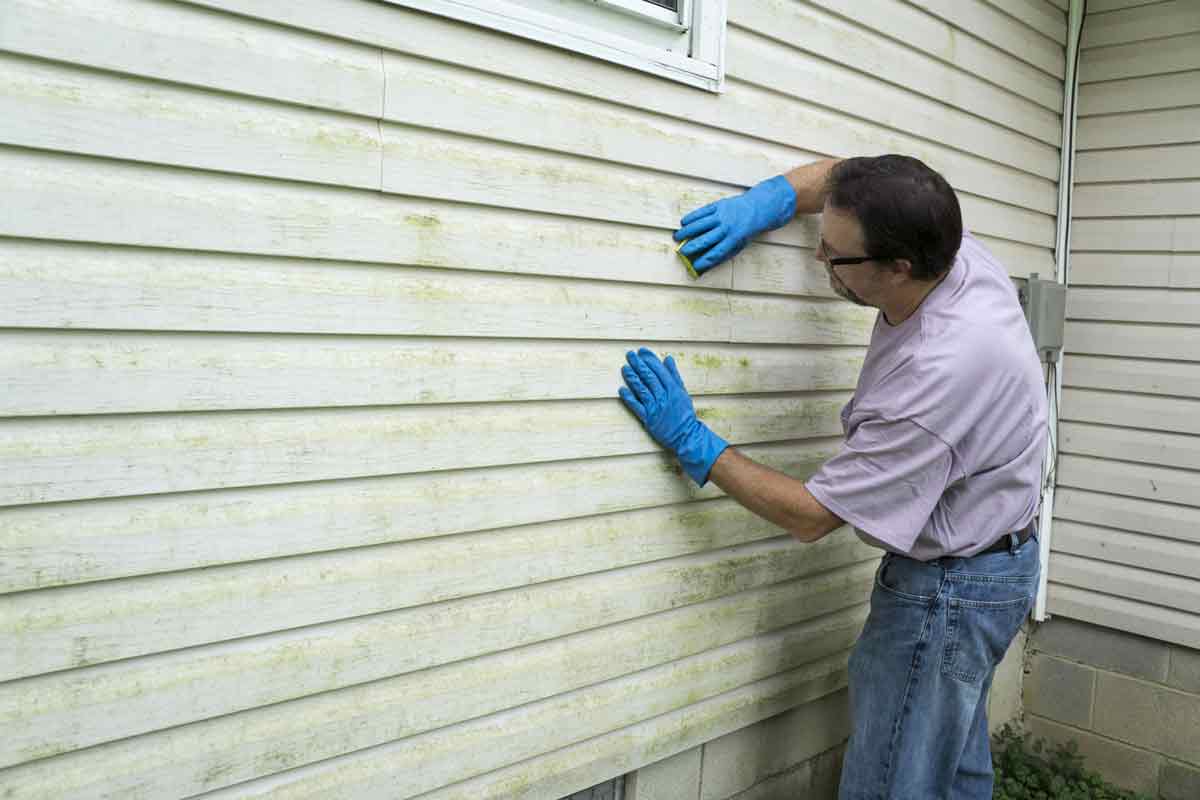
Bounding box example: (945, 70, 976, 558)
(990, 723, 1155, 800)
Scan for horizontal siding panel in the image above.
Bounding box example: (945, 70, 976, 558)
(1068, 252, 1200, 288)
(1058, 454, 1200, 508)
(736, 243, 845, 297)
(1047, 583, 1200, 649)
(0, 393, 851, 507)
(1071, 217, 1200, 251)
(981, 0, 1068, 48)
(0, 52, 382, 189)
(1075, 143, 1200, 183)
(1060, 387, 1200, 435)
(3, 498, 800, 679)
(1087, 0, 1170, 11)
(1077, 107, 1200, 149)
(1081, 0, 1200, 49)
(3, 141, 1044, 276)
(0, 585, 871, 799)
(1062, 354, 1200, 398)
(0, 153, 739, 289)
(973, 236, 1056, 280)
(0, 533, 877, 769)
(192, 0, 1063, 181)
(0, 440, 836, 594)
(1051, 553, 1200, 615)
(1056, 486, 1200, 545)
(729, 295, 875, 345)
(0, 241, 873, 343)
(6, 252, 750, 338)
(0, 332, 867, 417)
(728, 30, 1063, 187)
(1074, 180, 1200, 218)
(809, 0, 1064, 109)
(381, 53, 1059, 216)
(0, 146, 793, 279)
(0, 0, 384, 117)
(1079, 71, 1200, 116)
(1066, 321, 1200, 360)
(193, 652, 851, 800)
(732, 1, 1062, 137)
(905, 0, 1066, 77)
(1079, 33, 1200, 83)
(1059, 421, 1200, 472)
(1053, 519, 1200, 579)
(0, 241, 733, 326)
(1067, 287, 1200, 324)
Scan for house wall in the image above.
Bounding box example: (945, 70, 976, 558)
(0, 0, 1064, 797)
(1025, 1, 1200, 796)
(1049, 0, 1200, 660)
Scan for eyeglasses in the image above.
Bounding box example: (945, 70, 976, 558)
(815, 237, 881, 267)
(823, 255, 877, 266)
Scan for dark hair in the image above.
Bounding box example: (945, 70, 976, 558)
(825, 155, 963, 281)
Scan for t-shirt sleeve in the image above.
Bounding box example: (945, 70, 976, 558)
(805, 417, 955, 554)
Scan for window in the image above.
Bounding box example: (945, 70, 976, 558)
(390, 0, 728, 92)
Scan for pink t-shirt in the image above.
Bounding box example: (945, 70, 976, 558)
(805, 232, 1048, 560)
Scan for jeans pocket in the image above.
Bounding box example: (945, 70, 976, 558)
(874, 556, 938, 604)
(941, 590, 1033, 684)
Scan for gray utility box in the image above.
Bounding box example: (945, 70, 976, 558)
(1018, 272, 1067, 362)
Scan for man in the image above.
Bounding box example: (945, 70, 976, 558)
(618, 155, 1047, 799)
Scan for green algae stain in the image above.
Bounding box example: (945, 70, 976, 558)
(311, 126, 378, 151)
(404, 213, 442, 229)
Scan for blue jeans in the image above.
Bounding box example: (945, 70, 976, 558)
(838, 530, 1040, 800)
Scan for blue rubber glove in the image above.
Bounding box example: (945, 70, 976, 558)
(673, 175, 797, 273)
(619, 347, 729, 486)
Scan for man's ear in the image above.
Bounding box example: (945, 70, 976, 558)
(889, 258, 915, 281)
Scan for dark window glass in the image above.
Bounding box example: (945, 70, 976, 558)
(642, 0, 678, 10)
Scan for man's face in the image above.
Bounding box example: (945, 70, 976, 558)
(816, 204, 886, 307)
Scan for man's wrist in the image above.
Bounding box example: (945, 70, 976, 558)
(747, 175, 798, 232)
(674, 421, 729, 487)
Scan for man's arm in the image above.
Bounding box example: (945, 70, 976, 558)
(783, 158, 843, 216)
(708, 446, 846, 544)
(673, 158, 843, 273)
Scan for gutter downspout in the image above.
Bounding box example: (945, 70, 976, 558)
(1034, 0, 1086, 622)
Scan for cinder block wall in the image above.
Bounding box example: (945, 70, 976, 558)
(626, 627, 1029, 800)
(626, 689, 849, 800)
(1026, 618, 1200, 799)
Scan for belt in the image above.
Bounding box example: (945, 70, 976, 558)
(979, 520, 1035, 555)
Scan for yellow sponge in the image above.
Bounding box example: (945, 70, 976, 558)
(675, 239, 700, 280)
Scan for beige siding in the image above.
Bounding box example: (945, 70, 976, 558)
(0, 0, 1063, 797)
(1054, 1, 1200, 649)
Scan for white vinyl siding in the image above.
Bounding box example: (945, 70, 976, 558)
(0, 0, 1064, 796)
(1052, 0, 1200, 649)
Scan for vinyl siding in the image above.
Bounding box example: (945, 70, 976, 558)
(1053, 0, 1200, 649)
(0, 0, 1064, 797)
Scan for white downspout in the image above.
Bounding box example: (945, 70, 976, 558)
(1034, 0, 1086, 621)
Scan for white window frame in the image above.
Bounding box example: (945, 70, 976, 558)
(389, 0, 728, 92)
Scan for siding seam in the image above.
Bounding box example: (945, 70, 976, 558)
(378, 47, 387, 192)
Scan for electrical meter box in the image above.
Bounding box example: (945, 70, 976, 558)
(1018, 272, 1067, 361)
